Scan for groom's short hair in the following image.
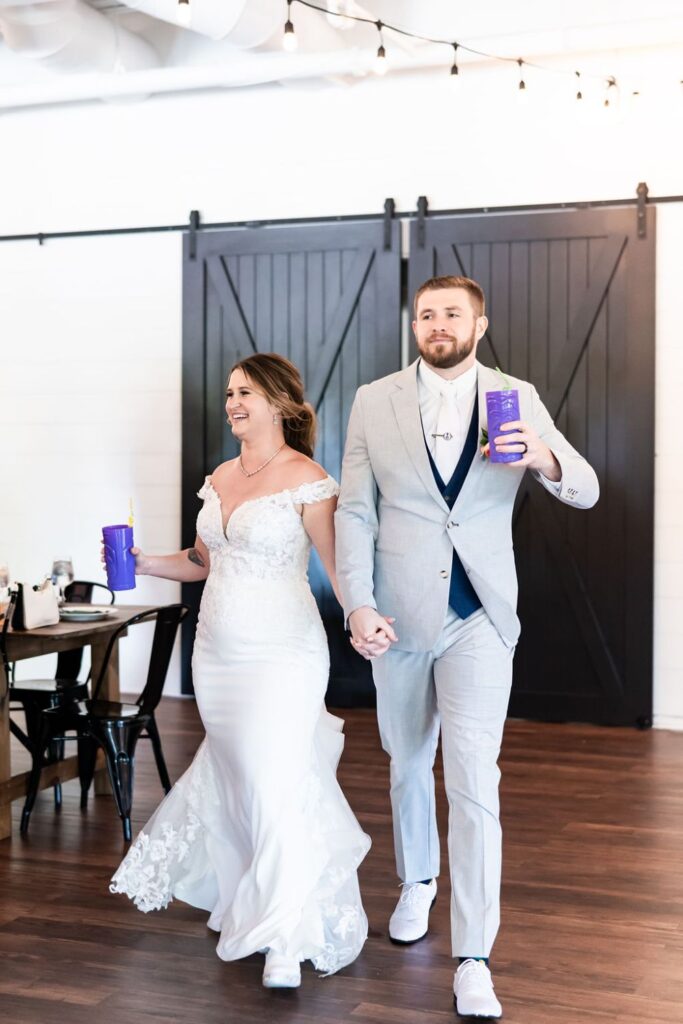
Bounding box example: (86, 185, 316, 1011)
(413, 275, 486, 319)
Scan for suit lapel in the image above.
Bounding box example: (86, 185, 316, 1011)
(476, 361, 491, 443)
(390, 362, 448, 513)
(451, 362, 497, 514)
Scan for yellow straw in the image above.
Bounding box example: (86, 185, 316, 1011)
(128, 498, 134, 528)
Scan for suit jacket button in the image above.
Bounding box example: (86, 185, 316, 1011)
(440, 569, 448, 578)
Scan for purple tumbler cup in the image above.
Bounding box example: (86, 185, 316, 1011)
(102, 524, 136, 591)
(486, 389, 522, 463)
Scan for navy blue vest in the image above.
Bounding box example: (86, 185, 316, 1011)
(425, 396, 482, 620)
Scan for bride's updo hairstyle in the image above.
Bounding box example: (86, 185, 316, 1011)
(228, 353, 317, 459)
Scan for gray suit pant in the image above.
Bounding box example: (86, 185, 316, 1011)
(372, 607, 513, 957)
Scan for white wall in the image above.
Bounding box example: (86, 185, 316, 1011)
(0, 234, 183, 693)
(653, 205, 683, 731)
(0, 57, 681, 719)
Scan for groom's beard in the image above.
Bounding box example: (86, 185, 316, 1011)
(418, 326, 477, 369)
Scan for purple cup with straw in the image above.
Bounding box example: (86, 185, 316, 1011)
(102, 524, 136, 591)
(486, 368, 522, 463)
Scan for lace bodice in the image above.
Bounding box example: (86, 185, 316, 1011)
(196, 475, 339, 583)
(111, 468, 369, 977)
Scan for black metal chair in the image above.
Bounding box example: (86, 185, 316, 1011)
(2, 580, 115, 810)
(1, 591, 89, 811)
(21, 603, 188, 841)
(55, 579, 115, 682)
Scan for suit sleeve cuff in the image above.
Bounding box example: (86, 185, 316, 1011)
(538, 470, 562, 495)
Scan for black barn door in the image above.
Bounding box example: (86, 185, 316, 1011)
(182, 221, 401, 700)
(409, 207, 655, 726)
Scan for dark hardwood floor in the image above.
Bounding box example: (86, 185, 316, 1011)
(1, 700, 682, 1024)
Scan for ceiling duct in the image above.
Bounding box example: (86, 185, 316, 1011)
(118, 0, 283, 46)
(0, 0, 157, 73)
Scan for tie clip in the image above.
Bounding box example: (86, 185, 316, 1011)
(431, 432, 454, 441)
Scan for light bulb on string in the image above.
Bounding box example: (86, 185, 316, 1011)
(518, 58, 528, 93)
(450, 43, 459, 84)
(176, 0, 191, 27)
(283, 0, 298, 51)
(603, 75, 618, 110)
(628, 88, 645, 118)
(374, 20, 387, 75)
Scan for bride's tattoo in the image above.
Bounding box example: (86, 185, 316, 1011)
(187, 548, 206, 568)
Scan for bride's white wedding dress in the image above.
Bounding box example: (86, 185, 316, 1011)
(110, 474, 371, 975)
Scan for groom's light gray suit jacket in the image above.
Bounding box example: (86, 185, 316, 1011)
(335, 360, 599, 652)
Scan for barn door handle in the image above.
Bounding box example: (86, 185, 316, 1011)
(416, 195, 428, 248)
(383, 197, 395, 250)
(188, 210, 201, 260)
(636, 182, 648, 239)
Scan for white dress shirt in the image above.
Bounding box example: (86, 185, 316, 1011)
(418, 359, 478, 482)
(417, 358, 562, 492)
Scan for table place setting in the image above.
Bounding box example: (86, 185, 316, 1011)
(59, 604, 115, 623)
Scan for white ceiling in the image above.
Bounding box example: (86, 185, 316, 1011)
(0, 0, 681, 107)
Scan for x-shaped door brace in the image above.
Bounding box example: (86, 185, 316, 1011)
(206, 232, 628, 698)
(442, 234, 628, 698)
(207, 249, 376, 412)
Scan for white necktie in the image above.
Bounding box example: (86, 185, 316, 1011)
(433, 392, 460, 483)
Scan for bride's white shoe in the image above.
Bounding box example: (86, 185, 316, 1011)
(262, 950, 301, 989)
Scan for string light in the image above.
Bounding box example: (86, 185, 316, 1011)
(283, 0, 298, 51)
(517, 58, 526, 91)
(176, 0, 191, 27)
(282, 0, 639, 104)
(450, 43, 459, 80)
(374, 20, 387, 75)
(629, 88, 644, 116)
(604, 75, 618, 108)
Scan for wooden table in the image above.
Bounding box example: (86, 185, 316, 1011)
(0, 604, 159, 840)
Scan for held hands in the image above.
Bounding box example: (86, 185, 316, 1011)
(481, 420, 561, 481)
(348, 606, 398, 661)
(100, 543, 148, 575)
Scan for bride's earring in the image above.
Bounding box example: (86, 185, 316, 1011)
(273, 414, 279, 425)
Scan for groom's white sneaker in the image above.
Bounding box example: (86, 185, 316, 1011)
(262, 950, 301, 988)
(388, 879, 437, 944)
(453, 959, 502, 1019)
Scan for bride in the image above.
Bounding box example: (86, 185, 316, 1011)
(110, 353, 371, 988)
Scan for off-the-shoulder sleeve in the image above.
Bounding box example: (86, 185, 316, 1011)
(290, 475, 340, 505)
(197, 475, 212, 500)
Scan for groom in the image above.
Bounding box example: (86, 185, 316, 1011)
(335, 275, 599, 1018)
